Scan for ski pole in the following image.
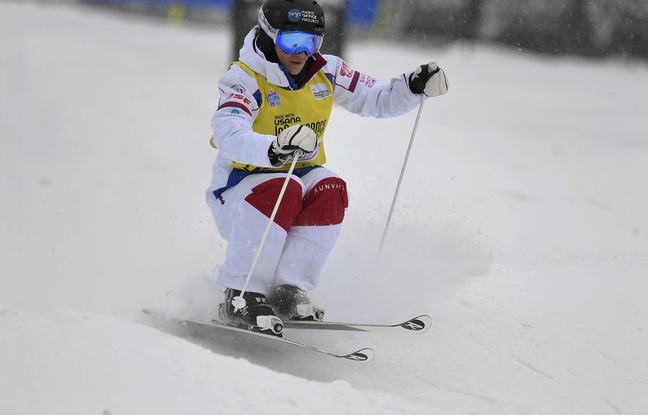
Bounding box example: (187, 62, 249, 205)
(232, 151, 303, 312)
(378, 96, 426, 256)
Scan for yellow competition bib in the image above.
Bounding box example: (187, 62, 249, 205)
(231, 61, 334, 171)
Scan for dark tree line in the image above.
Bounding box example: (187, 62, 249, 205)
(402, 0, 648, 59)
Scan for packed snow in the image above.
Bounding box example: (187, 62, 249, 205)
(2, 2, 648, 414)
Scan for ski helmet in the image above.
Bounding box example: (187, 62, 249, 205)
(258, 0, 326, 40)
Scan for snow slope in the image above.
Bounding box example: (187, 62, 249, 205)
(2, 2, 648, 414)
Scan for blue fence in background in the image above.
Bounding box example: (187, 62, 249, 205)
(83, 0, 380, 25)
(345, 0, 378, 25)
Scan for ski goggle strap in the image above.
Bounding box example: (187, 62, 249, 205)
(275, 30, 323, 56)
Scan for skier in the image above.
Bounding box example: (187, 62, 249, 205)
(207, 0, 448, 335)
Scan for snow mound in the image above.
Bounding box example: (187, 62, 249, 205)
(0, 307, 430, 415)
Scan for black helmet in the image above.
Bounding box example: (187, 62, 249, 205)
(258, 0, 326, 40)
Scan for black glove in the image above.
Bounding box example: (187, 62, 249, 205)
(408, 61, 449, 97)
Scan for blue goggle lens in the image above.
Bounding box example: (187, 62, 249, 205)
(275, 30, 323, 56)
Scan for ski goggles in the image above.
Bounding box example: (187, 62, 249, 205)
(275, 30, 323, 56)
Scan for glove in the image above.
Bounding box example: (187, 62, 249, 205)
(269, 124, 318, 167)
(408, 61, 448, 97)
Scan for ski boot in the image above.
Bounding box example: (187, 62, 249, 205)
(270, 285, 325, 322)
(219, 288, 284, 337)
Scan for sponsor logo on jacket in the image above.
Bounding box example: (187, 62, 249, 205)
(267, 89, 281, 107)
(274, 113, 328, 136)
(310, 83, 332, 100)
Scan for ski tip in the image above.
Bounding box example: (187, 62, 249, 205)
(344, 347, 375, 362)
(399, 314, 432, 333)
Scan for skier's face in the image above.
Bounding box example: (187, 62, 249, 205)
(275, 45, 308, 76)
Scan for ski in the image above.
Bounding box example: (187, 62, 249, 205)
(207, 319, 375, 362)
(282, 314, 432, 333)
(142, 309, 374, 362)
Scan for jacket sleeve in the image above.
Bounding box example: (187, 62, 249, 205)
(322, 55, 423, 118)
(210, 65, 276, 168)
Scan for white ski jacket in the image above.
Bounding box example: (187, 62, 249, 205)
(207, 27, 424, 200)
